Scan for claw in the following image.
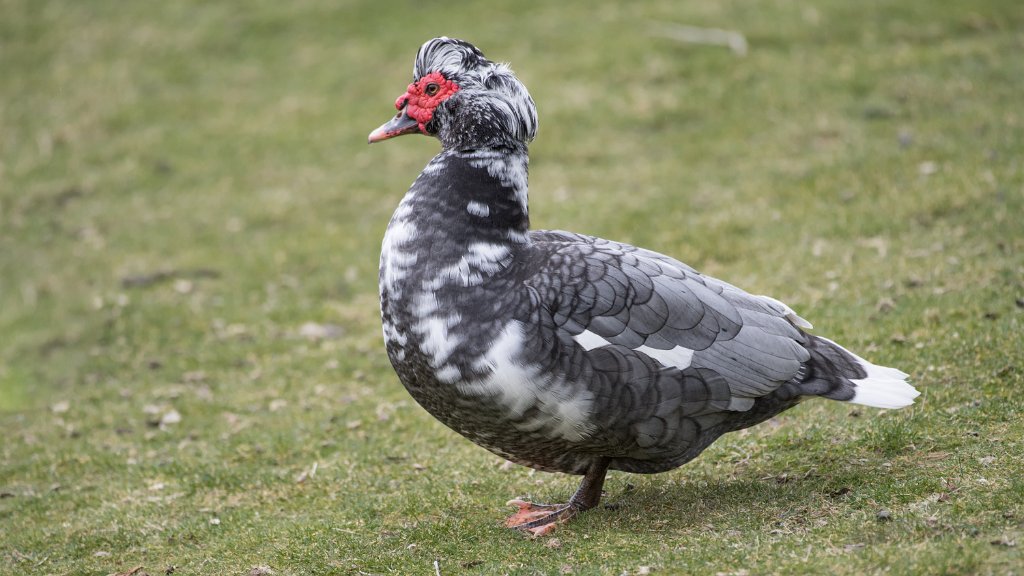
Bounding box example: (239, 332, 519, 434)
(526, 522, 559, 537)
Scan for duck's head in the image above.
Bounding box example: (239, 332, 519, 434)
(368, 37, 538, 150)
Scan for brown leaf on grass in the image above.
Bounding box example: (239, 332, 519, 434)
(248, 567, 274, 576)
(113, 566, 145, 576)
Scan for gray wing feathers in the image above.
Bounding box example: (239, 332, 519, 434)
(692, 326, 809, 396)
(691, 291, 811, 397)
(532, 231, 810, 406)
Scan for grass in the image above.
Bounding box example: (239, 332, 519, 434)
(1, 0, 1022, 574)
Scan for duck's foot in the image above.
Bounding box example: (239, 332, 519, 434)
(503, 458, 610, 537)
(504, 499, 579, 536)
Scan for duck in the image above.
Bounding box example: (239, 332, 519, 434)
(368, 37, 919, 536)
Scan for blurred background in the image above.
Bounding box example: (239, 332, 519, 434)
(1, 1, 1021, 573)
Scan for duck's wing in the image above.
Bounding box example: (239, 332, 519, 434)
(527, 230, 813, 407)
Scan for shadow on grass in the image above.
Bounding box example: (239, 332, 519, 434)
(588, 449, 906, 534)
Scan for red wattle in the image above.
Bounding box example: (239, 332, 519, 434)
(392, 72, 459, 134)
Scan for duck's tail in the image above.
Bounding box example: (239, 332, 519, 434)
(797, 335, 919, 409)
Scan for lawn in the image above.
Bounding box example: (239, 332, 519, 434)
(1, 0, 1022, 574)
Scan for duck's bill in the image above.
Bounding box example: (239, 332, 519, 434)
(368, 112, 420, 143)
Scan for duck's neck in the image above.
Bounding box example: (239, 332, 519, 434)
(459, 146, 530, 236)
(380, 146, 531, 300)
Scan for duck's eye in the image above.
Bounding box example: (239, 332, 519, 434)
(424, 82, 440, 96)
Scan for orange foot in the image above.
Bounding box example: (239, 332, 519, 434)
(504, 499, 579, 537)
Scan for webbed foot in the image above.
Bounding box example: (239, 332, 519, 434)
(504, 499, 579, 536)
(502, 458, 610, 537)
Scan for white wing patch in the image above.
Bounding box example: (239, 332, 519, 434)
(572, 330, 611, 351)
(574, 330, 695, 370)
(635, 345, 695, 370)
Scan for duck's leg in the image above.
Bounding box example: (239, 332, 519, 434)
(505, 458, 610, 536)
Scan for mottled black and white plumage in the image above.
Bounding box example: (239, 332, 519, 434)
(369, 37, 919, 534)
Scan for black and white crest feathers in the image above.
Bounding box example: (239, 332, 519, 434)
(414, 37, 488, 81)
(414, 37, 538, 145)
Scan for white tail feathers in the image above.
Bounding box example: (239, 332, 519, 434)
(849, 359, 920, 409)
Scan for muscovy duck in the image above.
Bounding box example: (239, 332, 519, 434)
(368, 37, 919, 536)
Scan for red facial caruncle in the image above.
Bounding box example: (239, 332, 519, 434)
(395, 71, 460, 134)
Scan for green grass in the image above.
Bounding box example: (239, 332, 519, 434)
(2, 0, 1022, 574)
